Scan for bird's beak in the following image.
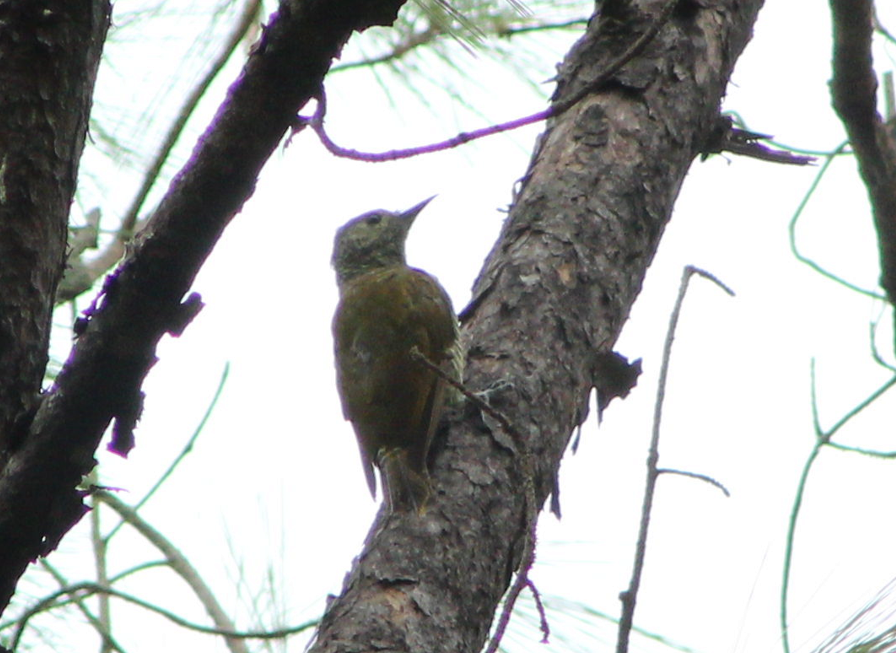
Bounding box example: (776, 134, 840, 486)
(400, 196, 436, 226)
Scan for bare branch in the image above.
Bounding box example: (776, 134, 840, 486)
(788, 142, 886, 300)
(90, 488, 112, 653)
(656, 468, 731, 497)
(332, 25, 441, 71)
(0, 0, 419, 617)
(702, 120, 815, 165)
(309, 2, 764, 650)
(9, 582, 316, 651)
(38, 560, 126, 653)
(0, 0, 112, 613)
(617, 265, 733, 653)
(779, 364, 896, 653)
(298, 0, 680, 162)
(95, 491, 249, 653)
(829, 1, 896, 312)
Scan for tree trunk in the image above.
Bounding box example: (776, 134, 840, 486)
(0, 0, 111, 611)
(0, 1, 110, 456)
(308, 1, 763, 652)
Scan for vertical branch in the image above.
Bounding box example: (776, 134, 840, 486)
(0, 1, 111, 455)
(89, 482, 111, 653)
(829, 1, 896, 315)
(616, 266, 734, 653)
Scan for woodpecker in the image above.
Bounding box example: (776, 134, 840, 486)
(332, 198, 463, 512)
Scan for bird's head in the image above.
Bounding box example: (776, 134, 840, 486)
(332, 197, 434, 287)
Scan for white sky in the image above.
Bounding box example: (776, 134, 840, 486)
(18, 2, 896, 653)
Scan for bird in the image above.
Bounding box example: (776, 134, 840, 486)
(331, 197, 463, 513)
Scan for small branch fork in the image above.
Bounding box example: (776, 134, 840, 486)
(778, 361, 896, 653)
(408, 348, 547, 650)
(294, 0, 803, 167)
(616, 266, 734, 653)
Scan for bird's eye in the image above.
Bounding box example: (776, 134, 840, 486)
(365, 215, 382, 226)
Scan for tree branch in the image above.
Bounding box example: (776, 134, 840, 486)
(617, 266, 733, 653)
(0, 0, 416, 617)
(95, 491, 249, 653)
(38, 560, 126, 653)
(0, 1, 110, 453)
(0, 0, 112, 614)
(308, 2, 764, 652)
(829, 1, 896, 313)
(9, 582, 316, 651)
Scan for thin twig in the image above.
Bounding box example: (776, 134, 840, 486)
(9, 582, 317, 651)
(526, 579, 550, 643)
(408, 347, 523, 446)
(96, 490, 250, 653)
(483, 485, 538, 653)
(868, 312, 896, 372)
(4, 561, 170, 626)
(779, 431, 821, 653)
(122, 0, 263, 235)
(90, 487, 112, 653)
(874, 7, 896, 45)
(616, 265, 733, 653)
(304, 90, 551, 162)
(826, 441, 896, 458)
(331, 25, 441, 72)
(38, 560, 126, 653)
(497, 19, 588, 38)
(787, 141, 885, 299)
(779, 363, 896, 653)
(299, 0, 680, 163)
(656, 468, 730, 497)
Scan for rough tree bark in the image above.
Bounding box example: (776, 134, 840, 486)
(828, 1, 896, 323)
(308, 1, 763, 652)
(0, 0, 418, 616)
(0, 0, 111, 610)
(0, 0, 765, 646)
(0, 2, 110, 457)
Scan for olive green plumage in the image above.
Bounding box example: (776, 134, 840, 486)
(332, 198, 463, 512)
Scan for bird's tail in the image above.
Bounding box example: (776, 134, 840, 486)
(378, 448, 431, 514)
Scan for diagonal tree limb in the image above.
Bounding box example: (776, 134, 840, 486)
(308, 2, 764, 652)
(38, 560, 126, 653)
(0, 0, 418, 617)
(95, 491, 249, 653)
